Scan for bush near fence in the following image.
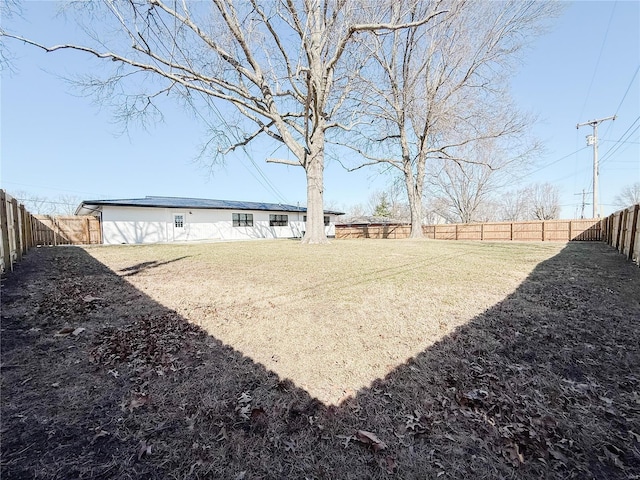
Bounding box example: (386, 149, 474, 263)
(1, 189, 101, 274)
(336, 218, 602, 242)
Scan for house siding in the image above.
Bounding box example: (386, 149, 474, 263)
(101, 206, 336, 244)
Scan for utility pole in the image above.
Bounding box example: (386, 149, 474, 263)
(577, 115, 616, 218)
(574, 189, 592, 219)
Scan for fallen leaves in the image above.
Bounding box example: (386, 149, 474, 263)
(138, 440, 152, 460)
(54, 326, 85, 337)
(128, 394, 149, 412)
(355, 430, 387, 452)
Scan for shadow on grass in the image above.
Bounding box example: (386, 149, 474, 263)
(118, 256, 191, 277)
(1, 242, 639, 479)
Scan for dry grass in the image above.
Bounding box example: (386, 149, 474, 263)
(86, 239, 564, 404)
(2, 239, 639, 479)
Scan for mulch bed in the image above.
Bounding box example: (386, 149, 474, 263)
(2, 242, 639, 479)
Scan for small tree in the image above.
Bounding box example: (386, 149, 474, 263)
(372, 192, 392, 218)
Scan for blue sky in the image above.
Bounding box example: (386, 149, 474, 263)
(1, 1, 639, 218)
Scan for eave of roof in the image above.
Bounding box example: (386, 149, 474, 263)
(75, 196, 344, 215)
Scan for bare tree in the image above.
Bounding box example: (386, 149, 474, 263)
(425, 139, 518, 223)
(530, 182, 560, 220)
(426, 164, 491, 224)
(2, 1, 444, 244)
(497, 187, 531, 221)
(56, 194, 82, 215)
(342, 0, 557, 237)
(613, 182, 640, 207)
(9, 191, 81, 215)
(10, 191, 53, 215)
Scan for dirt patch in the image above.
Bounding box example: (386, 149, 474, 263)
(2, 241, 639, 479)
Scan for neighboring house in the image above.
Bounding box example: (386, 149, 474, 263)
(75, 196, 344, 245)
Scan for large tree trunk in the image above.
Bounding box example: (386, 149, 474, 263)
(405, 168, 424, 239)
(302, 138, 329, 245)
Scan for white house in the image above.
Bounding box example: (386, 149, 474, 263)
(75, 196, 344, 245)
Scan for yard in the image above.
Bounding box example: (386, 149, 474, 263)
(2, 239, 639, 479)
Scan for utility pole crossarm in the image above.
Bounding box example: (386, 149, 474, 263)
(576, 115, 616, 218)
(576, 114, 616, 129)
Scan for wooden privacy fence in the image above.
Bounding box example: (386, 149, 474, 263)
(1, 190, 36, 274)
(1, 189, 101, 274)
(601, 203, 640, 266)
(32, 215, 101, 247)
(336, 218, 602, 242)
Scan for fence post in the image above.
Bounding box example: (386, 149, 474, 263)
(85, 217, 91, 244)
(621, 209, 629, 255)
(0, 190, 11, 272)
(628, 205, 639, 261)
(568, 220, 572, 241)
(541, 221, 545, 241)
(10, 198, 22, 263)
(510, 222, 513, 241)
(19, 204, 28, 255)
(615, 212, 623, 250)
(455, 224, 458, 241)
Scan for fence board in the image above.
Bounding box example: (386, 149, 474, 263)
(31, 215, 101, 246)
(1, 190, 34, 273)
(601, 204, 639, 266)
(336, 218, 603, 242)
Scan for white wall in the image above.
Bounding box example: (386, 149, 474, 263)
(101, 206, 337, 244)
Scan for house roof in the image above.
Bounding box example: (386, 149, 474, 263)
(75, 196, 344, 216)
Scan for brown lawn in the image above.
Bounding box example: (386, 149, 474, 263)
(2, 239, 639, 479)
(86, 239, 564, 404)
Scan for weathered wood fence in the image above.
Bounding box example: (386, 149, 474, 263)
(1, 189, 101, 274)
(601, 203, 640, 265)
(336, 218, 602, 242)
(1, 190, 36, 274)
(32, 215, 101, 247)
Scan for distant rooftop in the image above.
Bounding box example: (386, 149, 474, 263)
(75, 196, 344, 215)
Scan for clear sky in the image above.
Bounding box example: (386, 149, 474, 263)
(1, 1, 639, 218)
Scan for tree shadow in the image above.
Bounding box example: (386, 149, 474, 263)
(1, 242, 638, 479)
(119, 256, 191, 277)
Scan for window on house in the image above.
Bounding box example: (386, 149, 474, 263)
(174, 215, 184, 228)
(269, 214, 288, 226)
(303, 215, 331, 226)
(232, 213, 253, 227)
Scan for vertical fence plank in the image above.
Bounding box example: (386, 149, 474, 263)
(0, 190, 11, 272)
(628, 205, 639, 262)
(10, 198, 22, 263)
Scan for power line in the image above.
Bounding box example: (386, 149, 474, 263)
(602, 63, 639, 139)
(599, 116, 640, 166)
(512, 146, 589, 181)
(577, 1, 617, 123)
(153, 9, 291, 206)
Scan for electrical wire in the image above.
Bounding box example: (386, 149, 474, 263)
(152, 6, 292, 205)
(602, 63, 640, 140)
(511, 146, 589, 182)
(599, 116, 640, 166)
(577, 1, 617, 124)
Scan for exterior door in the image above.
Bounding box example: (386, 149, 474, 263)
(172, 213, 187, 241)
